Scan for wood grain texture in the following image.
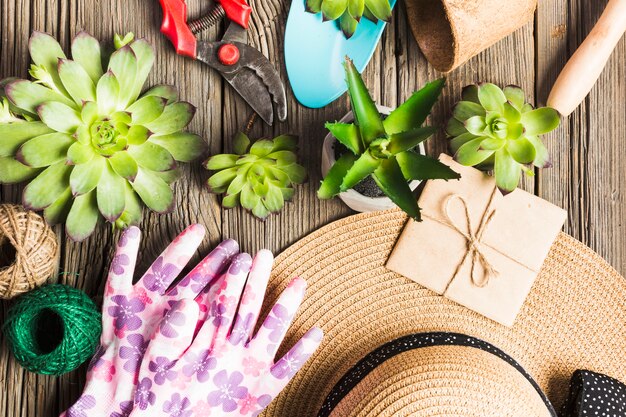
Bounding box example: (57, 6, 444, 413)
(0, 0, 624, 414)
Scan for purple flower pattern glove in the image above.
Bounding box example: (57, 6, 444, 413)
(129, 250, 323, 417)
(63, 225, 239, 417)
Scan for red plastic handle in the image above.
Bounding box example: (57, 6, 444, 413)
(159, 0, 197, 58)
(219, 0, 252, 29)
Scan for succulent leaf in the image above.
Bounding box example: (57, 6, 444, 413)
(29, 32, 68, 96)
(0, 121, 53, 157)
(71, 32, 103, 83)
(455, 137, 494, 166)
(364, 0, 391, 21)
(70, 157, 105, 196)
(58, 59, 96, 104)
(306, 0, 323, 13)
(326, 122, 362, 154)
(127, 95, 166, 125)
(321, 0, 348, 21)
(362, 5, 378, 22)
(344, 57, 385, 146)
(0, 31, 201, 240)
(66, 191, 99, 241)
(396, 152, 461, 181)
(340, 12, 359, 38)
(128, 141, 175, 172)
(145, 101, 195, 135)
(494, 147, 521, 194)
(233, 132, 251, 155)
(447, 83, 560, 193)
(67, 142, 96, 165)
(503, 85, 525, 111)
(0, 156, 40, 183)
(128, 39, 155, 104)
(142, 85, 178, 104)
(387, 127, 436, 155)
(6, 79, 75, 113)
(43, 187, 73, 225)
(373, 158, 420, 220)
(16, 132, 73, 167)
(23, 162, 72, 210)
(206, 133, 305, 219)
(506, 137, 536, 164)
(318, 152, 356, 199)
(340, 150, 380, 191)
(131, 168, 174, 213)
(108, 151, 138, 181)
(477, 83, 506, 112)
(150, 132, 205, 162)
(97, 162, 126, 221)
(384, 78, 445, 135)
(520, 107, 560, 135)
(348, 0, 365, 18)
(96, 71, 120, 115)
(108, 46, 138, 108)
(37, 101, 82, 133)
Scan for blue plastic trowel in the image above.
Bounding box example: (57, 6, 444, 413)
(284, 0, 397, 109)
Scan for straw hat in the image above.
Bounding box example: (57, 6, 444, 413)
(259, 209, 626, 416)
(320, 332, 555, 417)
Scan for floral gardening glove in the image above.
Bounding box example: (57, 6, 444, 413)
(63, 224, 239, 417)
(129, 249, 323, 417)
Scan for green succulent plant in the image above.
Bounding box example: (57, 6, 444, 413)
(305, 0, 391, 38)
(204, 132, 306, 219)
(318, 57, 460, 221)
(447, 83, 560, 193)
(0, 31, 205, 241)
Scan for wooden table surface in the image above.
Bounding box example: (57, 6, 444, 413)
(1, 0, 625, 415)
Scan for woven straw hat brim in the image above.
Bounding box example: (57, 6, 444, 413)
(331, 345, 552, 417)
(259, 209, 626, 417)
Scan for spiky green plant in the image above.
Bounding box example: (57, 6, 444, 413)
(0, 31, 205, 241)
(305, 0, 391, 38)
(318, 57, 460, 220)
(204, 132, 306, 219)
(447, 83, 560, 193)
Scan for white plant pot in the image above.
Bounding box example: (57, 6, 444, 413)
(321, 105, 424, 213)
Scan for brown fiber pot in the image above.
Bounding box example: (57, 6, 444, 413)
(405, 0, 538, 72)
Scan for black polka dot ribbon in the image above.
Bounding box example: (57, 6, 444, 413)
(562, 370, 626, 417)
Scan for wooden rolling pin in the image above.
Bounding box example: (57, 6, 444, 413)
(547, 0, 626, 116)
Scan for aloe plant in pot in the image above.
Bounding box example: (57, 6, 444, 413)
(318, 57, 460, 221)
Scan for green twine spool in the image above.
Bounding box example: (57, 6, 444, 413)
(2, 284, 102, 375)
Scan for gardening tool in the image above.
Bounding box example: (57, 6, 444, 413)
(284, 0, 396, 109)
(548, 0, 626, 116)
(158, 0, 287, 125)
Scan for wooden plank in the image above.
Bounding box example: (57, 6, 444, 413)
(536, 0, 626, 274)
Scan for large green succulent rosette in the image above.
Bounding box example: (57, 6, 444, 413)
(0, 31, 205, 241)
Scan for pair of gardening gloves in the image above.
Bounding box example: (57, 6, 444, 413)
(63, 224, 323, 417)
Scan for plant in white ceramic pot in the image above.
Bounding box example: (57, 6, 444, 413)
(318, 57, 460, 220)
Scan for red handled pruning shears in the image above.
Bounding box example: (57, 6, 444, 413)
(158, 0, 287, 125)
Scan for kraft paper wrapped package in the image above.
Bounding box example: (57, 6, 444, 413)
(386, 154, 567, 326)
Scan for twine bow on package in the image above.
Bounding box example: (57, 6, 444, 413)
(386, 154, 567, 326)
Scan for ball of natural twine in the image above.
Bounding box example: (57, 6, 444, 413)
(0, 204, 58, 299)
(2, 284, 102, 375)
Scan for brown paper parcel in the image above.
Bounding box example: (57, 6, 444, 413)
(386, 154, 567, 326)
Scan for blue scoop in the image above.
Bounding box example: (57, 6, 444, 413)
(284, 0, 396, 109)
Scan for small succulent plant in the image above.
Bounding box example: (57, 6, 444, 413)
(318, 57, 460, 221)
(205, 132, 306, 219)
(305, 0, 391, 38)
(447, 83, 560, 193)
(0, 31, 205, 241)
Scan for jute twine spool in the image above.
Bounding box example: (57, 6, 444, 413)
(2, 284, 102, 375)
(0, 204, 58, 299)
